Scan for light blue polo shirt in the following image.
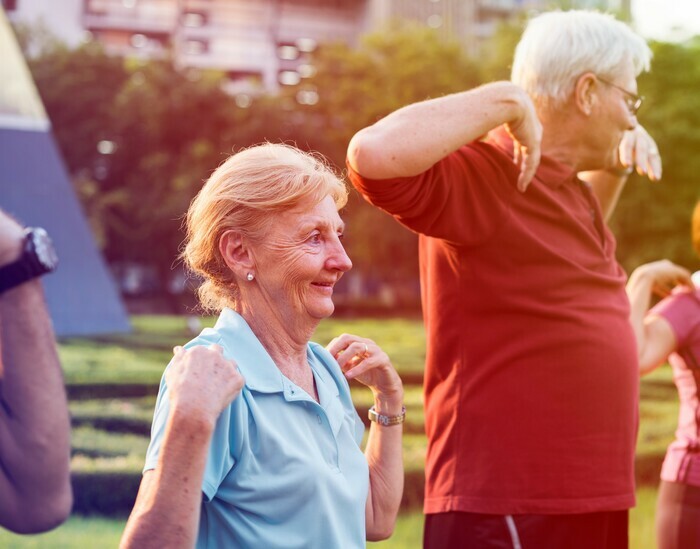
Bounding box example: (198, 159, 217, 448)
(144, 308, 369, 548)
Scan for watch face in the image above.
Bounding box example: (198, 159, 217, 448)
(31, 228, 59, 270)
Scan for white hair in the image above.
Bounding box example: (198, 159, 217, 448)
(511, 10, 652, 108)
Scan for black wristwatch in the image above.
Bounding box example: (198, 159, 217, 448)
(0, 228, 58, 295)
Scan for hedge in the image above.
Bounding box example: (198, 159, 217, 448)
(70, 455, 665, 517)
(67, 383, 159, 400)
(69, 470, 426, 516)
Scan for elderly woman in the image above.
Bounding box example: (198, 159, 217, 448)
(120, 144, 404, 548)
(626, 200, 700, 549)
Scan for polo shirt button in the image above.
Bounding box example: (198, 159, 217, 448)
(316, 414, 322, 424)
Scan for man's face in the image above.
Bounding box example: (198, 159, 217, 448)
(590, 62, 639, 169)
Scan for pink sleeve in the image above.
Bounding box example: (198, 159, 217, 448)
(650, 290, 700, 347)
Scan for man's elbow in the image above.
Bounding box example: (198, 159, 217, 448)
(2, 483, 72, 534)
(347, 129, 389, 180)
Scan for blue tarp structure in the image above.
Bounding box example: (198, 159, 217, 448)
(0, 8, 130, 336)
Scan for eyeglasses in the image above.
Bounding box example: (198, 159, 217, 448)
(597, 76, 644, 115)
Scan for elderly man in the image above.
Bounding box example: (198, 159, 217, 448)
(0, 209, 72, 533)
(347, 10, 659, 549)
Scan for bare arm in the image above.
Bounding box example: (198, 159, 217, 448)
(580, 125, 662, 222)
(120, 345, 244, 549)
(626, 260, 693, 374)
(347, 81, 542, 191)
(0, 213, 71, 534)
(328, 335, 404, 541)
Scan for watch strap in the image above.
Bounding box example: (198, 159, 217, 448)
(368, 405, 406, 426)
(0, 228, 55, 294)
(0, 258, 39, 293)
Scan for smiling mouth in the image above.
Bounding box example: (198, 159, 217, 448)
(311, 281, 335, 291)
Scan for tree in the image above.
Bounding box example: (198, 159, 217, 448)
(29, 43, 257, 295)
(280, 24, 485, 284)
(610, 40, 700, 273)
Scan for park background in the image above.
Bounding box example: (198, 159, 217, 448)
(1, 0, 700, 547)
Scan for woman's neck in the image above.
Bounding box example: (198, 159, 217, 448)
(240, 304, 317, 372)
(241, 307, 320, 402)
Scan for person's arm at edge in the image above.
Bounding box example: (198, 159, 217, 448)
(626, 261, 693, 374)
(581, 124, 662, 222)
(0, 231, 72, 533)
(347, 81, 542, 191)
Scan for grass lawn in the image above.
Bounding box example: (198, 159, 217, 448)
(0, 517, 126, 548)
(0, 486, 661, 548)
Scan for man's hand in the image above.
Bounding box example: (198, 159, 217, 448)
(618, 125, 662, 181)
(505, 89, 543, 192)
(166, 345, 245, 427)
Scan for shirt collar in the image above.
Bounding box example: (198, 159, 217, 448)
(487, 127, 577, 188)
(210, 309, 339, 400)
(211, 308, 287, 394)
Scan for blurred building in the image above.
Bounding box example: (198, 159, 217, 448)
(369, 0, 631, 54)
(5, 0, 373, 97)
(3, 0, 631, 94)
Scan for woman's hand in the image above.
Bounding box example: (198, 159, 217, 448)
(327, 334, 403, 403)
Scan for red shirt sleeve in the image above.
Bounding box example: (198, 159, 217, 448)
(346, 141, 517, 246)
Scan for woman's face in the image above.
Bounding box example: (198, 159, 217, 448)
(251, 195, 352, 323)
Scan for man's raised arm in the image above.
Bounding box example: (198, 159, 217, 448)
(347, 81, 542, 191)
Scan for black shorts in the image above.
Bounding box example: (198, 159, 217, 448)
(424, 509, 628, 549)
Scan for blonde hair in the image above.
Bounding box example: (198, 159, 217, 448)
(182, 143, 348, 312)
(511, 10, 652, 109)
(692, 200, 700, 257)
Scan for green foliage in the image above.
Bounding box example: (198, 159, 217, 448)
(478, 18, 526, 81)
(290, 24, 485, 279)
(610, 40, 700, 272)
(28, 43, 129, 175)
(71, 425, 149, 463)
(58, 340, 168, 385)
(0, 489, 663, 548)
(21, 18, 700, 291)
(630, 486, 659, 549)
(313, 317, 426, 373)
(70, 397, 156, 424)
(303, 23, 483, 163)
(71, 472, 141, 516)
(0, 516, 126, 548)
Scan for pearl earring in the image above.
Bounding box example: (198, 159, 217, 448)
(246, 273, 254, 281)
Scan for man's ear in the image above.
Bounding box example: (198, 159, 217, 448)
(574, 72, 598, 116)
(219, 230, 254, 278)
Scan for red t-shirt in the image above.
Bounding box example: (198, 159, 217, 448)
(347, 130, 638, 514)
